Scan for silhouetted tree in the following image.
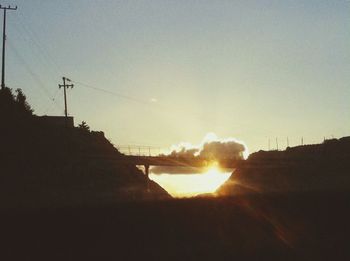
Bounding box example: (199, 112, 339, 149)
(0, 86, 14, 100)
(15, 88, 33, 114)
(0, 87, 33, 119)
(78, 121, 90, 132)
(0, 87, 14, 105)
(0, 87, 16, 119)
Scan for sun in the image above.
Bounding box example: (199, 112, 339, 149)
(149, 164, 232, 198)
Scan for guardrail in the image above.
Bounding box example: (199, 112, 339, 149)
(116, 146, 164, 156)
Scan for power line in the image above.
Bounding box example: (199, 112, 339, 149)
(43, 88, 61, 114)
(4, 14, 279, 138)
(3, 14, 290, 139)
(15, 12, 63, 77)
(71, 80, 151, 105)
(72, 79, 277, 137)
(8, 16, 64, 114)
(7, 38, 62, 111)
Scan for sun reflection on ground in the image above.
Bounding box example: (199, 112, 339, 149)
(149, 166, 232, 198)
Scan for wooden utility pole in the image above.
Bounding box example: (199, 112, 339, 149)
(0, 5, 17, 89)
(58, 77, 74, 117)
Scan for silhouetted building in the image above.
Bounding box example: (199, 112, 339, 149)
(40, 116, 74, 128)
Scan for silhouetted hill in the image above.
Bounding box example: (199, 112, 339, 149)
(1, 88, 350, 260)
(217, 137, 350, 196)
(0, 87, 170, 207)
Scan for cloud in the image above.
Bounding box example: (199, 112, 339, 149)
(151, 133, 248, 174)
(199, 140, 246, 159)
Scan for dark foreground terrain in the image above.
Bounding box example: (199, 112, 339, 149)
(2, 88, 350, 260)
(2, 191, 349, 260)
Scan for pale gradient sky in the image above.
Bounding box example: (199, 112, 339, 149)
(3, 0, 350, 152)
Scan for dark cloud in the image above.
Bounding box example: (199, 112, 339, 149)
(151, 137, 247, 175)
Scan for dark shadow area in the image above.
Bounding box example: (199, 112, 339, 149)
(1, 192, 350, 260)
(1, 88, 350, 259)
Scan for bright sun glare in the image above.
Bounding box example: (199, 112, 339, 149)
(150, 132, 246, 197)
(149, 165, 232, 198)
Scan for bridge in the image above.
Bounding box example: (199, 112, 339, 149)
(91, 144, 323, 179)
(121, 155, 242, 176)
(92, 145, 243, 178)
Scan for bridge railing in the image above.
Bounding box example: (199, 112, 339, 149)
(116, 145, 245, 160)
(116, 145, 164, 156)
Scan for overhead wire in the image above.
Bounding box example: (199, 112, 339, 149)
(10, 13, 275, 140)
(70, 79, 273, 135)
(9, 14, 63, 114)
(11, 14, 154, 116)
(42, 88, 61, 115)
(15, 12, 64, 77)
(70, 80, 152, 105)
(7, 38, 62, 113)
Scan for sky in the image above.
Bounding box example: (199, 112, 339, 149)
(3, 0, 350, 153)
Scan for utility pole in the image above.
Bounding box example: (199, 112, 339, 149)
(276, 137, 279, 150)
(58, 77, 74, 117)
(0, 5, 17, 90)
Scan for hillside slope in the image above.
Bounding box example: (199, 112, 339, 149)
(0, 87, 170, 207)
(217, 137, 350, 196)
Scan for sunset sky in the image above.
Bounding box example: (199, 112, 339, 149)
(4, 0, 350, 153)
